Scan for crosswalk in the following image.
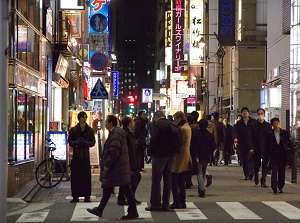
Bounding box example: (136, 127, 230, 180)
(8, 201, 300, 222)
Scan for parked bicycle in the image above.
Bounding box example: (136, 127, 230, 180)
(35, 138, 64, 188)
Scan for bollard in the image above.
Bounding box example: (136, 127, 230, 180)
(291, 146, 298, 183)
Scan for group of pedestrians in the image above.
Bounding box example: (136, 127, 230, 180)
(66, 107, 293, 221)
(233, 107, 292, 194)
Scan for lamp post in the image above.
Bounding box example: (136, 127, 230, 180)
(198, 32, 225, 115)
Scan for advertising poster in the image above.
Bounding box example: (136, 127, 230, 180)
(69, 111, 93, 128)
(14, 132, 31, 160)
(47, 131, 68, 161)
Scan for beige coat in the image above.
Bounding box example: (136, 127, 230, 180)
(172, 122, 192, 173)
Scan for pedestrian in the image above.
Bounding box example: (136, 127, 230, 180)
(133, 110, 148, 172)
(68, 111, 95, 203)
(251, 108, 272, 187)
(211, 112, 224, 165)
(186, 112, 200, 189)
(92, 110, 103, 155)
(117, 116, 141, 205)
(222, 118, 234, 165)
(145, 110, 176, 212)
(206, 114, 216, 166)
(87, 115, 139, 220)
(263, 118, 292, 194)
(170, 111, 192, 209)
(192, 119, 215, 197)
(118, 113, 124, 127)
(233, 107, 255, 180)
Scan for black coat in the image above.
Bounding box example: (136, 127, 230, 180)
(233, 117, 255, 152)
(123, 127, 139, 171)
(264, 129, 292, 168)
(68, 123, 95, 198)
(191, 128, 215, 163)
(223, 124, 234, 151)
(133, 116, 147, 146)
(100, 127, 131, 188)
(148, 118, 175, 157)
(68, 123, 95, 158)
(251, 120, 272, 157)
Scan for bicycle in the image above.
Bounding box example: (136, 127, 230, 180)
(35, 138, 64, 188)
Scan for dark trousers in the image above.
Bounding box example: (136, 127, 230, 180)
(261, 159, 269, 184)
(98, 185, 137, 213)
(118, 171, 141, 202)
(271, 162, 286, 191)
(136, 145, 145, 169)
(150, 156, 174, 208)
(240, 150, 254, 178)
(171, 172, 186, 206)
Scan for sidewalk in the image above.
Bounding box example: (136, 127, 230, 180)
(7, 163, 300, 213)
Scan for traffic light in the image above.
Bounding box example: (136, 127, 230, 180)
(127, 95, 135, 103)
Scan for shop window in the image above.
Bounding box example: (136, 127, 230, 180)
(11, 92, 36, 162)
(16, 25, 40, 71)
(16, 0, 40, 30)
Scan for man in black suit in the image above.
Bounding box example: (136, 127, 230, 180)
(264, 118, 292, 194)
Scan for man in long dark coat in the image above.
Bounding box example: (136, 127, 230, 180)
(68, 111, 95, 203)
(87, 115, 139, 220)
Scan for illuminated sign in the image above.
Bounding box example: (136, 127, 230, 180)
(165, 11, 172, 47)
(65, 12, 81, 38)
(142, 88, 153, 103)
(112, 71, 119, 97)
(59, 0, 84, 10)
(190, 0, 204, 65)
(47, 131, 68, 161)
(14, 132, 31, 160)
(172, 0, 185, 73)
(218, 0, 235, 46)
(176, 80, 188, 98)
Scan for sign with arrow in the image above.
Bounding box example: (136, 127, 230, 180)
(90, 78, 108, 99)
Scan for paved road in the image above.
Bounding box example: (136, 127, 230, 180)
(7, 163, 300, 222)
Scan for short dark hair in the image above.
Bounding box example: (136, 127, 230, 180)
(138, 110, 145, 117)
(190, 111, 199, 121)
(199, 118, 208, 130)
(241, 107, 249, 113)
(122, 116, 132, 128)
(206, 115, 212, 120)
(257, 108, 265, 115)
(213, 112, 219, 120)
(106, 115, 118, 127)
(77, 111, 87, 120)
(270, 117, 280, 125)
(187, 115, 195, 124)
(154, 110, 165, 119)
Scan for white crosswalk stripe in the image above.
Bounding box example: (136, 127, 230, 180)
(217, 202, 261, 219)
(71, 202, 99, 222)
(11, 201, 300, 222)
(175, 202, 207, 220)
(262, 201, 300, 220)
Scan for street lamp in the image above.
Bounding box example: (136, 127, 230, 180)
(197, 32, 225, 115)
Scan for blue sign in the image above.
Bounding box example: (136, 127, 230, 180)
(91, 78, 108, 99)
(90, 0, 109, 34)
(112, 71, 119, 97)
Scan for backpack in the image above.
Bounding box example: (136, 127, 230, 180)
(170, 124, 183, 153)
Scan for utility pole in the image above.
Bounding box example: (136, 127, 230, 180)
(0, 0, 9, 222)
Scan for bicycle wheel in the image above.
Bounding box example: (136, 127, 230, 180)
(36, 159, 64, 188)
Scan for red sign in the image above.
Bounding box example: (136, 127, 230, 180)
(91, 0, 106, 12)
(90, 53, 108, 71)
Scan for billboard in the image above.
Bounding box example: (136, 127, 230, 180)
(172, 0, 185, 73)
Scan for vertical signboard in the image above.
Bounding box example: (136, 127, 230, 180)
(165, 11, 172, 47)
(172, 0, 185, 73)
(89, 0, 109, 67)
(47, 131, 68, 161)
(112, 71, 119, 97)
(190, 0, 204, 65)
(218, 0, 236, 46)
